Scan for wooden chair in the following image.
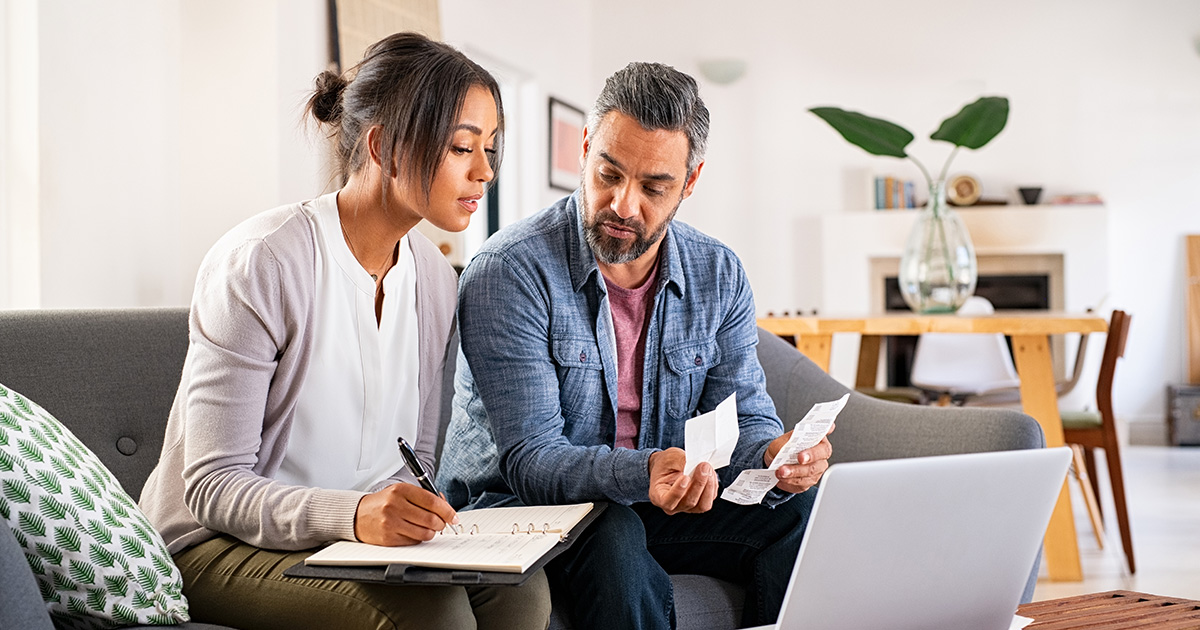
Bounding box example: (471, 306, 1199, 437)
(1062, 310, 1135, 574)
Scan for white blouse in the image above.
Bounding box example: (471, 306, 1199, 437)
(276, 193, 421, 492)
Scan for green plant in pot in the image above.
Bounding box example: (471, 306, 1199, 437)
(810, 97, 1009, 313)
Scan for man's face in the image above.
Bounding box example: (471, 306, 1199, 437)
(579, 111, 702, 267)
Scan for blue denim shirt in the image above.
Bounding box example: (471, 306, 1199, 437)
(438, 192, 787, 509)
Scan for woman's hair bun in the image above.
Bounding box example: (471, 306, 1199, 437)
(309, 70, 348, 124)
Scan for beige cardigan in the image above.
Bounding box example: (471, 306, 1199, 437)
(139, 194, 458, 554)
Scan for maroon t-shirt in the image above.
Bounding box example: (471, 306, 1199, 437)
(603, 263, 660, 450)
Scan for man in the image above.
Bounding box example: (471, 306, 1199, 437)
(438, 62, 833, 630)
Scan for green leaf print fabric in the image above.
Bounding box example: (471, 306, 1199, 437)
(0, 383, 188, 629)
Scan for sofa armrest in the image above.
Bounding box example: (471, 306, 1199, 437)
(756, 328, 1045, 465)
(0, 524, 55, 630)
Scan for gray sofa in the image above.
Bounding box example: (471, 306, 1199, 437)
(0, 308, 1045, 629)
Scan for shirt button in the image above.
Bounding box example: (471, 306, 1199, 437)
(694, 355, 703, 366)
(580, 352, 587, 363)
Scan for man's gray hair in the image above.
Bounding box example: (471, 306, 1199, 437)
(587, 62, 710, 177)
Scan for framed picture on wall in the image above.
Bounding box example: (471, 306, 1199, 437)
(548, 97, 586, 192)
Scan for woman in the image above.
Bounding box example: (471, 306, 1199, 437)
(139, 32, 550, 630)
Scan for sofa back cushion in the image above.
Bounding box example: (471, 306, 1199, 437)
(0, 308, 189, 500)
(0, 383, 189, 629)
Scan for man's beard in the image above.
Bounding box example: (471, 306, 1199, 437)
(580, 182, 680, 265)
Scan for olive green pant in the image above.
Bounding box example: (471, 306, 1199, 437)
(174, 535, 551, 630)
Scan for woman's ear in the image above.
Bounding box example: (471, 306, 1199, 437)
(365, 125, 386, 170)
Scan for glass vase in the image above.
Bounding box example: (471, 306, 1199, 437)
(897, 182, 978, 313)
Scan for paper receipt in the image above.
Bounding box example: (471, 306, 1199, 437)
(720, 394, 848, 505)
(683, 392, 739, 476)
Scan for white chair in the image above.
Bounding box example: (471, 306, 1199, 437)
(908, 296, 1022, 405)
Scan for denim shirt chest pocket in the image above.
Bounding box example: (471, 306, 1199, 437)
(550, 336, 606, 423)
(663, 338, 721, 420)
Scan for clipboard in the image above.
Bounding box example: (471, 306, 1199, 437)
(283, 503, 606, 586)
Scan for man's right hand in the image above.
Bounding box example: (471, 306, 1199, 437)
(354, 483, 459, 546)
(648, 448, 718, 515)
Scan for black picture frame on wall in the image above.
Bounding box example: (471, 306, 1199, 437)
(548, 97, 586, 192)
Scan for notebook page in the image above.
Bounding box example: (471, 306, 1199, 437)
(449, 502, 594, 537)
(305, 534, 560, 573)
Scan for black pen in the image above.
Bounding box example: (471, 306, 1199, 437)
(397, 437, 438, 495)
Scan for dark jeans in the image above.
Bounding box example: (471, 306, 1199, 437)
(547, 490, 816, 630)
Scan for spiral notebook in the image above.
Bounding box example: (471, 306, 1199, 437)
(286, 502, 602, 585)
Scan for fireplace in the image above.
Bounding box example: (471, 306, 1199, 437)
(869, 253, 1067, 386)
(796, 205, 1109, 393)
(883, 273, 1053, 386)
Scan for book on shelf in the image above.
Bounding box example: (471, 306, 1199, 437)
(296, 502, 600, 580)
(874, 176, 918, 210)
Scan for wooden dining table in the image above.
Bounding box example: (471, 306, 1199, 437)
(758, 312, 1109, 582)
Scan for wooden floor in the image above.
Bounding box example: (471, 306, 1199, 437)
(1033, 445, 1200, 601)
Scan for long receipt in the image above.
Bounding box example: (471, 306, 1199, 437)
(720, 394, 848, 505)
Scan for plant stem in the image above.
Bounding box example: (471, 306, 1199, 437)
(937, 146, 960, 185)
(936, 209, 956, 285)
(908, 156, 935, 191)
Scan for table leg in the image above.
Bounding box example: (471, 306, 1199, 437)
(1011, 333, 1083, 582)
(856, 335, 883, 389)
(795, 333, 833, 372)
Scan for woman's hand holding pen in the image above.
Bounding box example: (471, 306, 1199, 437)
(354, 483, 459, 546)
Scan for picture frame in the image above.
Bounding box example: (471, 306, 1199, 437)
(548, 97, 586, 192)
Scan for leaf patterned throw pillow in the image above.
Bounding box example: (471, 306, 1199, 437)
(0, 382, 189, 629)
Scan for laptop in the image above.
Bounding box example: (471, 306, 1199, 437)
(747, 446, 1072, 630)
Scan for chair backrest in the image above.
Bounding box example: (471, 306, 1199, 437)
(909, 297, 1021, 394)
(1096, 310, 1132, 421)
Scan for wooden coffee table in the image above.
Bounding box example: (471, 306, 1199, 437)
(1017, 590, 1200, 628)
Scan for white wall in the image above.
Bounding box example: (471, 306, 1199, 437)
(589, 0, 1200, 439)
(6, 0, 328, 309)
(2, 0, 40, 309)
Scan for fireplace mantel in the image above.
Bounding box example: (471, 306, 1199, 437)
(791, 204, 1110, 390)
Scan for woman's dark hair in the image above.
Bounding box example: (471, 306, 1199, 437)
(306, 32, 504, 199)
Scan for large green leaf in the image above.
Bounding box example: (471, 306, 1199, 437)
(810, 107, 914, 158)
(930, 96, 1009, 149)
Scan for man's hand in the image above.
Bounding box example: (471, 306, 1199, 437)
(764, 424, 835, 495)
(648, 448, 718, 515)
(354, 483, 459, 546)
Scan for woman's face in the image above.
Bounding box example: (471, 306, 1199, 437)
(411, 86, 499, 233)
